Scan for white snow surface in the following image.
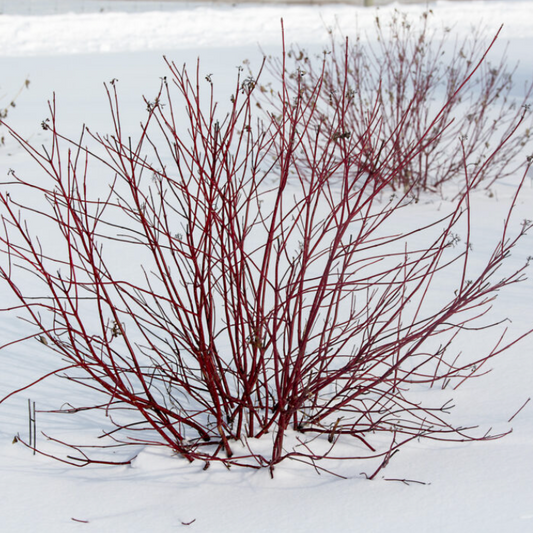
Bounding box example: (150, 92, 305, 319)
(1, 0, 533, 531)
(1, 1, 533, 55)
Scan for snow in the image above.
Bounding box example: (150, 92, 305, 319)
(1, 0, 532, 531)
(1, 1, 533, 56)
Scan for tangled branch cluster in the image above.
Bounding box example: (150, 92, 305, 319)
(0, 17, 531, 475)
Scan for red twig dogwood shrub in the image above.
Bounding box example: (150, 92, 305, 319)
(263, 12, 532, 198)
(0, 41, 531, 476)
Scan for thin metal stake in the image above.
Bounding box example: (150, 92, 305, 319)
(28, 399, 36, 455)
(33, 401, 36, 455)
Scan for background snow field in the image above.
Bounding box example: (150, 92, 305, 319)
(1, 0, 532, 531)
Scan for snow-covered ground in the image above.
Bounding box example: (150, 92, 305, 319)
(1, 1, 532, 531)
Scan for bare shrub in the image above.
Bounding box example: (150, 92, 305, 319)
(1, 77, 30, 145)
(263, 12, 533, 198)
(0, 44, 531, 476)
